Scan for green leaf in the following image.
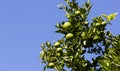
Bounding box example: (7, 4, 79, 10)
(81, 50, 86, 55)
(44, 65, 47, 71)
(109, 12, 118, 20)
(57, 3, 64, 9)
(55, 29, 68, 34)
(102, 12, 118, 21)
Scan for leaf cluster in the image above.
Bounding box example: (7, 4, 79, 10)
(40, 0, 119, 71)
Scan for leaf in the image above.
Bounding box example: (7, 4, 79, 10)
(99, 60, 106, 67)
(84, 0, 91, 10)
(83, 40, 87, 46)
(57, 3, 64, 9)
(102, 14, 108, 19)
(81, 50, 86, 55)
(102, 12, 118, 21)
(55, 29, 68, 34)
(109, 12, 118, 20)
(44, 65, 47, 71)
(46, 41, 51, 47)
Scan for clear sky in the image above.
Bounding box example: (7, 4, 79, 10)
(0, 0, 120, 71)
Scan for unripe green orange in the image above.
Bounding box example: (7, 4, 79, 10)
(56, 47, 63, 52)
(48, 63, 54, 68)
(57, 53, 61, 57)
(75, 11, 80, 15)
(102, 21, 107, 25)
(62, 22, 71, 29)
(66, 33, 74, 39)
(54, 42, 60, 47)
(95, 23, 101, 27)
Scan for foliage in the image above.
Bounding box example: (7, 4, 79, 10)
(40, 0, 120, 71)
(98, 35, 120, 71)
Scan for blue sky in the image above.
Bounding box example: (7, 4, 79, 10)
(0, 0, 120, 71)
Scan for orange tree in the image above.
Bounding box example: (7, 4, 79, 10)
(40, 0, 120, 71)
